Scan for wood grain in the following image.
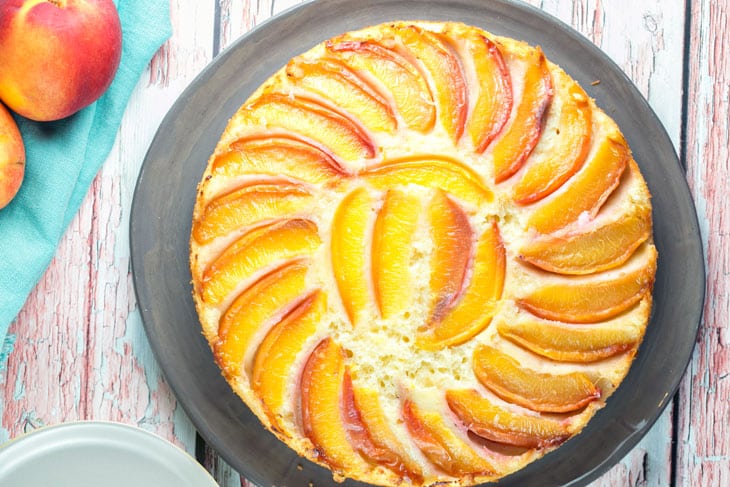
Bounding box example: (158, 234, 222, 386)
(677, 0, 730, 485)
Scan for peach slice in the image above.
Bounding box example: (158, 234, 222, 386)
(402, 399, 495, 476)
(372, 189, 421, 318)
(512, 79, 592, 204)
(252, 290, 324, 431)
(211, 136, 346, 185)
(327, 39, 435, 132)
(472, 345, 600, 413)
(446, 389, 570, 449)
(463, 33, 513, 152)
(517, 242, 657, 323)
(215, 259, 309, 378)
(497, 301, 647, 362)
(193, 181, 313, 244)
(492, 47, 553, 183)
(342, 373, 423, 480)
(398, 25, 468, 140)
(519, 204, 651, 275)
(240, 92, 375, 162)
(331, 187, 375, 325)
(300, 338, 369, 471)
(418, 220, 505, 350)
(526, 134, 630, 234)
(201, 218, 321, 306)
(427, 190, 473, 322)
(361, 156, 493, 208)
(286, 57, 397, 134)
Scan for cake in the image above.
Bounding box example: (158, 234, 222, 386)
(190, 21, 657, 486)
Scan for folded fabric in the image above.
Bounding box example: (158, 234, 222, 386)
(0, 0, 172, 369)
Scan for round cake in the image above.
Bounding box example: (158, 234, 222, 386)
(190, 21, 657, 486)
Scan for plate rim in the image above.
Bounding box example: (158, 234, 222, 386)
(130, 1, 706, 485)
(0, 420, 218, 486)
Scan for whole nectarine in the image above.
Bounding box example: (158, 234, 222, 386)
(0, 102, 24, 209)
(0, 0, 122, 121)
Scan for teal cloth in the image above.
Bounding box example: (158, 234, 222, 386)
(0, 0, 171, 368)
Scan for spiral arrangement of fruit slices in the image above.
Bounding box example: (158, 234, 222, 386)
(190, 21, 657, 486)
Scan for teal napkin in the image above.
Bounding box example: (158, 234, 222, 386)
(0, 0, 172, 368)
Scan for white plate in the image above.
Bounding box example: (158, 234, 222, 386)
(0, 421, 218, 487)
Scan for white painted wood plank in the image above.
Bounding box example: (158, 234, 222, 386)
(677, 0, 730, 485)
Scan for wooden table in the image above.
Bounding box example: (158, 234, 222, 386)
(1, 0, 726, 485)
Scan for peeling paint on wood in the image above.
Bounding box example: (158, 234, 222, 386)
(677, 0, 730, 485)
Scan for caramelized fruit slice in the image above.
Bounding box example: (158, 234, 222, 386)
(402, 399, 495, 476)
(492, 47, 553, 183)
(193, 181, 313, 244)
(216, 259, 309, 378)
(286, 57, 397, 133)
(463, 33, 513, 152)
(331, 187, 374, 325)
(520, 204, 651, 275)
(301, 338, 369, 471)
(361, 156, 492, 208)
(398, 25, 467, 140)
(240, 93, 375, 162)
(343, 373, 423, 480)
(327, 39, 435, 132)
(526, 134, 630, 234)
(211, 136, 345, 185)
(518, 242, 657, 323)
(497, 300, 648, 362)
(252, 291, 324, 431)
(372, 190, 421, 318)
(472, 345, 600, 413)
(428, 190, 473, 321)
(446, 389, 570, 448)
(201, 219, 321, 306)
(512, 78, 592, 203)
(418, 220, 505, 350)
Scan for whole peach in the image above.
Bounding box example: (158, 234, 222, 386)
(0, 102, 25, 209)
(0, 0, 122, 122)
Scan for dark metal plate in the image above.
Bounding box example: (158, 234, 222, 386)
(130, 1, 705, 485)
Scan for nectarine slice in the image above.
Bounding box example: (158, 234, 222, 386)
(201, 218, 321, 306)
(398, 25, 467, 140)
(300, 338, 369, 471)
(446, 389, 570, 449)
(215, 259, 309, 378)
(286, 57, 397, 134)
(472, 345, 600, 413)
(427, 190, 473, 322)
(327, 39, 435, 132)
(512, 78, 592, 204)
(343, 373, 422, 480)
(402, 399, 495, 476)
(463, 33, 512, 152)
(252, 290, 324, 431)
(497, 300, 648, 362)
(372, 189, 421, 318)
(331, 187, 375, 325)
(492, 47, 553, 183)
(519, 204, 651, 275)
(193, 181, 313, 244)
(211, 135, 346, 184)
(361, 156, 493, 208)
(241, 92, 375, 162)
(526, 133, 630, 234)
(418, 220, 505, 350)
(518, 242, 657, 323)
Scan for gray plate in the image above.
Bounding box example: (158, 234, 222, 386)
(130, 1, 705, 485)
